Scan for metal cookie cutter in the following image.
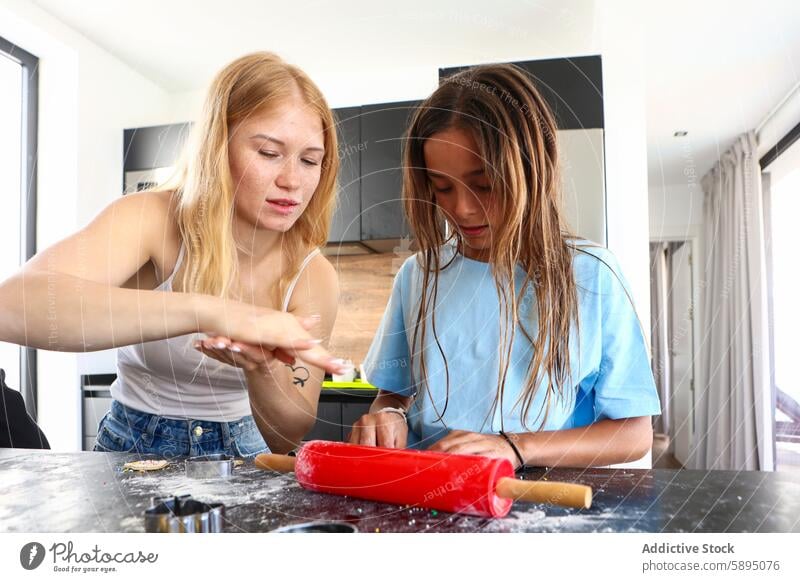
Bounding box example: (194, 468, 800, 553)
(272, 521, 358, 533)
(185, 454, 234, 479)
(144, 494, 225, 533)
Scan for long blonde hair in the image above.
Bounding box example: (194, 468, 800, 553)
(403, 63, 581, 431)
(166, 52, 338, 303)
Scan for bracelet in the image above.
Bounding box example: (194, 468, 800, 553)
(498, 430, 525, 469)
(376, 406, 407, 421)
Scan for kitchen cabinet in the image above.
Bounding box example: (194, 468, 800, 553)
(122, 123, 192, 173)
(358, 100, 420, 240)
(558, 128, 606, 245)
(122, 122, 191, 194)
(81, 374, 115, 451)
(305, 389, 377, 442)
(305, 401, 343, 442)
(340, 401, 372, 438)
(329, 107, 362, 242)
(439, 55, 604, 131)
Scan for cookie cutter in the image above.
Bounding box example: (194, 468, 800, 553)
(185, 454, 234, 479)
(271, 521, 358, 533)
(144, 494, 225, 533)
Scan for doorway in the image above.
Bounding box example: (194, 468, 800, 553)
(650, 239, 697, 467)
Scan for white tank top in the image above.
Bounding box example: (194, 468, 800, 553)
(110, 244, 321, 421)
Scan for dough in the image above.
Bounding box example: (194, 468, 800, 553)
(123, 459, 170, 472)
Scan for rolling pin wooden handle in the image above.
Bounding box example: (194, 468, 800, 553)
(496, 477, 592, 509)
(254, 453, 297, 473)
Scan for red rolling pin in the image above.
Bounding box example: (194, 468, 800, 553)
(255, 440, 592, 518)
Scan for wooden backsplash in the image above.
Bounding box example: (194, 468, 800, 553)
(326, 252, 404, 366)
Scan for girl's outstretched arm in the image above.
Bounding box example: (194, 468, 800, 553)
(429, 416, 653, 468)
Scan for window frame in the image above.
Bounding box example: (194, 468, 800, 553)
(0, 35, 39, 419)
(761, 125, 800, 468)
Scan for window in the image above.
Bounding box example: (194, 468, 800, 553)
(0, 36, 38, 416)
(763, 128, 800, 473)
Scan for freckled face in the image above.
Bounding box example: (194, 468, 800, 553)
(228, 97, 325, 232)
(423, 127, 499, 261)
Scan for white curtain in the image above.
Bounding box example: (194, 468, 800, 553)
(692, 131, 774, 471)
(649, 242, 670, 435)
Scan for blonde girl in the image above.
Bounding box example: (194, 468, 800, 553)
(0, 52, 351, 457)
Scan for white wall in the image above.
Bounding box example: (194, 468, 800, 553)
(0, 0, 172, 450)
(595, 0, 652, 333)
(649, 182, 705, 238)
(165, 65, 443, 123)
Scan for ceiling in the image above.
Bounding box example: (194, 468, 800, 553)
(29, 0, 800, 187)
(29, 0, 593, 91)
(645, 0, 800, 187)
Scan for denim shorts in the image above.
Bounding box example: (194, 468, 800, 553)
(93, 400, 269, 458)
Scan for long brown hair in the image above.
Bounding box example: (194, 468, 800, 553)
(403, 63, 581, 431)
(165, 52, 338, 303)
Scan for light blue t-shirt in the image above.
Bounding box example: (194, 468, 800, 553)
(363, 241, 661, 449)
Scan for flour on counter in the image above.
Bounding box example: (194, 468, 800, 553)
(120, 467, 300, 507)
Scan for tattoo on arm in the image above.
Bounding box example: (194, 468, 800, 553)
(286, 364, 310, 388)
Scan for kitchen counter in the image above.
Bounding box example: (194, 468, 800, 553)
(1, 448, 798, 533)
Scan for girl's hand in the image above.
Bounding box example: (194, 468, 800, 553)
(193, 334, 298, 375)
(202, 305, 350, 376)
(348, 411, 408, 448)
(427, 430, 522, 469)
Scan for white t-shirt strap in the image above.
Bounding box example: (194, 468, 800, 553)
(281, 248, 322, 312)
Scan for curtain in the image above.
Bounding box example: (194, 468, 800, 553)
(692, 131, 774, 471)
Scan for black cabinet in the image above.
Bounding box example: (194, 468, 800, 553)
(305, 401, 343, 441)
(329, 107, 362, 242)
(439, 55, 603, 130)
(305, 390, 376, 442)
(341, 401, 372, 438)
(358, 101, 420, 240)
(123, 123, 192, 172)
(123, 123, 191, 195)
